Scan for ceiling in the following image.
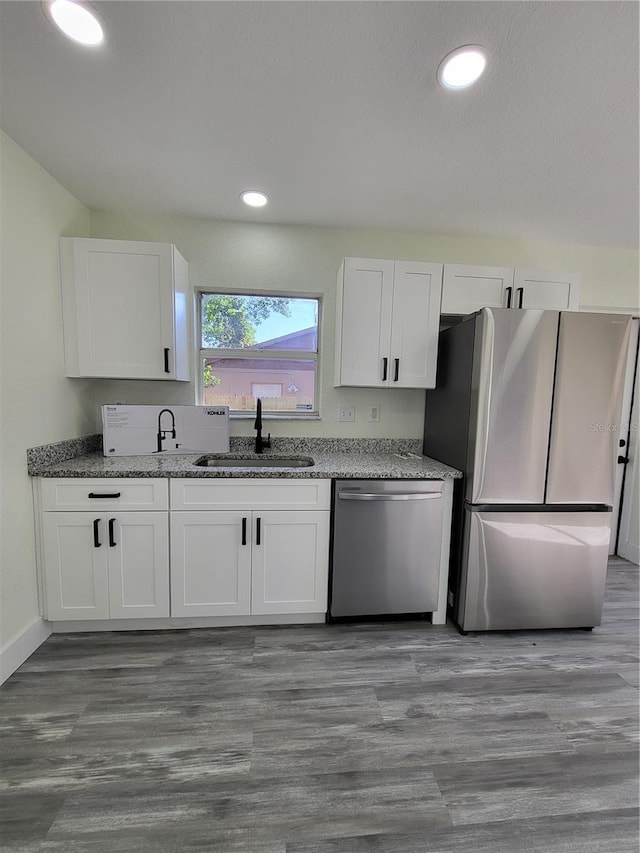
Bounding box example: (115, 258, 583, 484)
(1, 1, 638, 249)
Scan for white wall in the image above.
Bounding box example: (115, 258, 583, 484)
(89, 210, 640, 439)
(0, 132, 91, 669)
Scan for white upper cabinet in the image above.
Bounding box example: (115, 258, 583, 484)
(513, 269, 580, 310)
(60, 237, 190, 380)
(441, 265, 514, 315)
(441, 264, 580, 315)
(335, 257, 442, 388)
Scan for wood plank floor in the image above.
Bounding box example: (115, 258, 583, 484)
(1, 557, 638, 852)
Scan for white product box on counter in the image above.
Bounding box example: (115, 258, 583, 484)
(101, 405, 229, 456)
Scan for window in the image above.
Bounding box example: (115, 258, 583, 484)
(198, 292, 320, 416)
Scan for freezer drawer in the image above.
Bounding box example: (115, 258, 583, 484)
(329, 480, 444, 619)
(459, 509, 612, 631)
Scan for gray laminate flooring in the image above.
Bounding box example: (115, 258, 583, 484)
(1, 557, 638, 852)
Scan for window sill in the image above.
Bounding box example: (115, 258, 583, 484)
(230, 413, 321, 421)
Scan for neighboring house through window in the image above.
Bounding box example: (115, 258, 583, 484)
(198, 292, 320, 415)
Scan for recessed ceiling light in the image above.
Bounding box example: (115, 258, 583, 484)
(240, 190, 269, 208)
(43, 0, 104, 46)
(437, 45, 487, 90)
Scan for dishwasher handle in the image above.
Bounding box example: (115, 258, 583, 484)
(338, 491, 443, 501)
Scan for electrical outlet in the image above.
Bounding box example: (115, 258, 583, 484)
(368, 405, 380, 423)
(338, 404, 356, 423)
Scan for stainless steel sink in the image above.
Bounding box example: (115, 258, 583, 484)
(193, 455, 314, 468)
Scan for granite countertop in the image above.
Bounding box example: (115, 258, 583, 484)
(27, 436, 462, 480)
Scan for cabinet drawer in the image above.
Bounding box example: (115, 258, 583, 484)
(170, 478, 330, 511)
(41, 478, 168, 511)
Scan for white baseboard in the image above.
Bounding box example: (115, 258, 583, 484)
(0, 618, 52, 686)
(50, 612, 326, 633)
(617, 543, 640, 565)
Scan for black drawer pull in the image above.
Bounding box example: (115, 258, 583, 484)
(382, 357, 388, 381)
(505, 286, 513, 308)
(256, 517, 261, 546)
(241, 517, 247, 546)
(164, 347, 170, 373)
(516, 287, 524, 309)
(88, 492, 121, 499)
(108, 518, 117, 547)
(394, 358, 399, 382)
(93, 518, 101, 548)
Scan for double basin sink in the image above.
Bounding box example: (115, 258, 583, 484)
(194, 454, 314, 469)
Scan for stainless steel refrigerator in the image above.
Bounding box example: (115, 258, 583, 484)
(423, 308, 632, 632)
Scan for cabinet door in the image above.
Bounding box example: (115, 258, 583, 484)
(60, 238, 177, 380)
(170, 512, 251, 617)
(390, 262, 442, 388)
(107, 513, 170, 619)
(514, 269, 580, 310)
(251, 511, 330, 614)
(42, 513, 109, 620)
(335, 258, 395, 387)
(441, 264, 514, 315)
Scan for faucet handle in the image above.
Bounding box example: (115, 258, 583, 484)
(265, 433, 271, 448)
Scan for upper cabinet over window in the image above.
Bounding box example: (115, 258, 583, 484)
(59, 237, 190, 381)
(335, 258, 442, 389)
(441, 264, 580, 315)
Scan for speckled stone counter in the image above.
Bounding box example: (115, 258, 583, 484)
(27, 435, 462, 480)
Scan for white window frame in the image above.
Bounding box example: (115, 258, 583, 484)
(196, 288, 322, 419)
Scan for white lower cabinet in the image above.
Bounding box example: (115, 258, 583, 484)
(252, 511, 330, 615)
(36, 477, 331, 624)
(42, 511, 169, 620)
(169, 479, 331, 618)
(38, 478, 170, 621)
(170, 512, 252, 617)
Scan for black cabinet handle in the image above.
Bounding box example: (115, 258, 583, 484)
(394, 358, 399, 382)
(618, 455, 630, 464)
(108, 518, 117, 547)
(93, 518, 101, 548)
(382, 357, 388, 381)
(256, 517, 261, 546)
(164, 347, 170, 373)
(88, 492, 121, 499)
(516, 287, 524, 309)
(241, 517, 247, 546)
(505, 286, 512, 308)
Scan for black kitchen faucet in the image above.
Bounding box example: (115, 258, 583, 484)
(254, 398, 271, 454)
(156, 408, 176, 453)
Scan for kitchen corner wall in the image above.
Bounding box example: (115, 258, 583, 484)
(88, 210, 640, 439)
(0, 132, 92, 667)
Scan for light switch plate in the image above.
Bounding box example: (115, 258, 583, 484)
(367, 405, 380, 423)
(338, 404, 355, 423)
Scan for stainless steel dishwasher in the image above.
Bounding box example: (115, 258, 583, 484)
(328, 479, 444, 620)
